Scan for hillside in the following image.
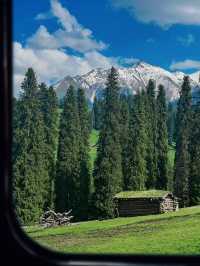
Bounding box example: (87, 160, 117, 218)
(25, 206, 200, 255)
(55, 62, 200, 102)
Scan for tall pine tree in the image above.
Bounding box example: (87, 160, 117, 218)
(92, 67, 123, 219)
(174, 76, 192, 207)
(145, 79, 158, 188)
(55, 86, 81, 217)
(188, 99, 200, 206)
(13, 68, 48, 224)
(156, 85, 168, 189)
(38, 83, 59, 209)
(124, 92, 147, 190)
(77, 88, 91, 220)
(119, 95, 130, 189)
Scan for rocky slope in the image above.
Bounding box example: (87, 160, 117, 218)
(55, 62, 200, 102)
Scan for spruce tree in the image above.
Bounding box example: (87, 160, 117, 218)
(174, 76, 192, 207)
(38, 83, 59, 209)
(92, 67, 123, 219)
(189, 101, 200, 205)
(119, 95, 130, 189)
(55, 86, 81, 217)
(12, 97, 20, 163)
(145, 79, 158, 188)
(77, 88, 91, 220)
(156, 85, 168, 189)
(124, 93, 147, 190)
(13, 68, 48, 224)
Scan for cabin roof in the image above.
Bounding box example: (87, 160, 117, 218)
(114, 190, 171, 199)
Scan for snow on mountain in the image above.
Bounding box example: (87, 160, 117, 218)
(190, 71, 200, 83)
(55, 62, 200, 103)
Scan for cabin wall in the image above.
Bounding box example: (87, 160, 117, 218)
(117, 198, 161, 217)
(116, 197, 179, 217)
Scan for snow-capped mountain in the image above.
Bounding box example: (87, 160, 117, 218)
(190, 71, 200, 84)
(55, 62, 200, 102)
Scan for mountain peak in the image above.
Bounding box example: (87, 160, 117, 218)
(55, 63, 200, 102)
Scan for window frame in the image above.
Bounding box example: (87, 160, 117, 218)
(0, 0, 199, 265)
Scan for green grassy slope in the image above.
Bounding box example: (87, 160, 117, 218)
(25, 206, 200, 255)
(26, 130, 190, 255)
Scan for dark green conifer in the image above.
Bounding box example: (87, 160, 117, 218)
(189, 100, 200, 205)
(77, 88, 91, 220)
(92, 67, 123, 219)
(145, 79, 158, 188)
(55, 86, 81, 217)
(156, 85, 168, 189)
(174, 76, 192, 207)
(38, 83, 59, 209)
(125, 92, 147, 190)
(12, 97, 20, 163)
(13, 68, 48, 224)
(119, 95, 130, 189)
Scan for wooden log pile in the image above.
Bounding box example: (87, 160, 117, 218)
(160, 197, 179, 213)
(39, 209, 73, 228)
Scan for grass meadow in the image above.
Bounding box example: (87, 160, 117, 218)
(25, 205, 200, 255)
(24, 131, 200, 255)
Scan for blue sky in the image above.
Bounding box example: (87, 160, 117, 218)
(13, 0, 200, 94)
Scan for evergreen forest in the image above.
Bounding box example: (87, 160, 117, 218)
(13, 67, 200, 224)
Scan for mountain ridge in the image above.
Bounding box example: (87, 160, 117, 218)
(55, 62, 200, 102)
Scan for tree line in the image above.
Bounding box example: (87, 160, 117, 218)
(13, 67, 200, 224)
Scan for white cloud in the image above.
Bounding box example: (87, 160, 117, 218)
(50, 0, 83, 33)
(177, 34, 195, 46)
(14, 0, 112, 95)
(14, 0, 138, 96)
(117, 57, 139, 66)
(13, 74, 25, 96)
(170, 59, 200, 71)
(29, 0, 107, 53)
(53, 28, 107, 53)
(111, 0, 200, 28)
(13, 42, 118, 96)
(27, 26, 59, 49)
(84, 51, 118, 69)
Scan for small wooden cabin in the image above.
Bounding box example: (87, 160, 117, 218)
(114, 190, 179, 217)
